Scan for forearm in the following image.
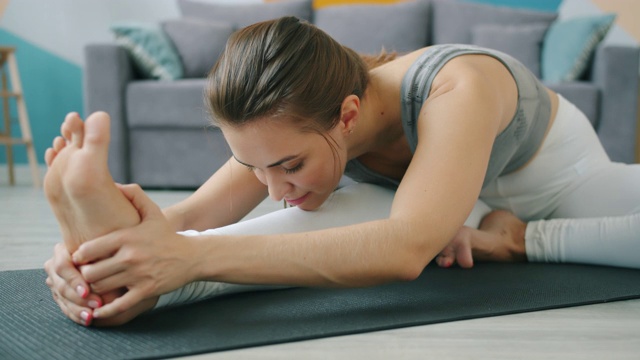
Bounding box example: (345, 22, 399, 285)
(189, 218, 437, 288)
(162, 158, 268, 232)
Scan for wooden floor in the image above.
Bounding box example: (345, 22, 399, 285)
(1, 166, 639, 360)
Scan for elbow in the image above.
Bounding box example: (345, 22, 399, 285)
(395, 260, 427, 282)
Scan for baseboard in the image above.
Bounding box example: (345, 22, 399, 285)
(0, 164, 46, 186)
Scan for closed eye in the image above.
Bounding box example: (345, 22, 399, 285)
(284, 162, 304, 174)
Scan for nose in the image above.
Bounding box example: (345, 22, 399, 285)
(265, 172, 293, 202)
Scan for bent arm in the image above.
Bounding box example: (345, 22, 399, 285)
(163, 157, 268, 232)
(190, 56, 514, 287)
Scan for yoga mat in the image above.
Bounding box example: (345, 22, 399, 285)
(2, 263, 640, 360)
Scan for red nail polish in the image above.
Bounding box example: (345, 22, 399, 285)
(76, 285, 88, 299)
(80, 310, 93, 326)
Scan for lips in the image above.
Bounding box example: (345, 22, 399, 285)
(285, 192, 310, 206)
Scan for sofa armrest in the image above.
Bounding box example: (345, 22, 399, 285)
(83, 43, 136, 183)
(590, 44, 640, 163)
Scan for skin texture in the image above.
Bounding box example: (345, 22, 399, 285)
(43, 46, 538, 325)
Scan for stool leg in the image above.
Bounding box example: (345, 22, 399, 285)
(7, 52, 40, 187)
(1, 66, 14, 185)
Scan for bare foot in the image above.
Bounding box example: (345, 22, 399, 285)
(436, 210, 527, 268)
(44, 112, 141, 253)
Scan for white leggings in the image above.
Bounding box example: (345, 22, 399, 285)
(480, 95, 640, 268)
(157, 95, 639, 308)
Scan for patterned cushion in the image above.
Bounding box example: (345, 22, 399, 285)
(541, 14, 616, 82)
(111, 23, 183, 80)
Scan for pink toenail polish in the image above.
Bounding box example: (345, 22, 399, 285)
(76, 285, 88, 299)
(80, 310, 92, 326)
(87, 300, 101, 309)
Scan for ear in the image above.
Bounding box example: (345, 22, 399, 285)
(339, 94, 360, 135)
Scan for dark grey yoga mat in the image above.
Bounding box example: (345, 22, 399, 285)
(2, 263, 640, 360)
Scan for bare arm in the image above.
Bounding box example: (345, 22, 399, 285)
(76, 55, 519, 321)
(190, 55, 517, 287)
(163, 156, 269, 232)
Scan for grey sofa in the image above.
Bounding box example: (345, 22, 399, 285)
(84, 0, 639, 189)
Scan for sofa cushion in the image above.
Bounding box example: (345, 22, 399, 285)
(111, 23, 183, 80)
(177, 0, 313, 29)
(471, 23, 548, 78)
(130, 128, 230, 188)
(432, 1, 556, 45)
(545, 82, 600, 127)
(161, 19, 234, 79)
(314, 0, 431, 54)
(127, 79, 212, 128)
(541, 14, 616, 83)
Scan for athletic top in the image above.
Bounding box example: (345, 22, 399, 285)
(344, 44, 551, 189)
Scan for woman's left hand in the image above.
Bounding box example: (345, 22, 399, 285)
(71, 183, 200, 320)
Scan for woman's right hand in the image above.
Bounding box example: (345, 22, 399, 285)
(44, 242, 157, 327)
(44, 242, 104, 326)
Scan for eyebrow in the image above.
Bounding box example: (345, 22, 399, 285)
(234, 154, 300, 169)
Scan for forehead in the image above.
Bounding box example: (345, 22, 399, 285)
(221, 119, 325, 164)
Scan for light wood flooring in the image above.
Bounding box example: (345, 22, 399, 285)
(1, 166, 639, 360)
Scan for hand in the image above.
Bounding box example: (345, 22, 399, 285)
(71, 183, 197, 320)
(44, 242, 104, 326)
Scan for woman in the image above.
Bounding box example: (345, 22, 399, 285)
(43, 17, 640, 327)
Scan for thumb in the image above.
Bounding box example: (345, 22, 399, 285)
(116, 183, 163, 220)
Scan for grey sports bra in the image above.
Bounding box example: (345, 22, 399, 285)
(345, 44, 551, 189)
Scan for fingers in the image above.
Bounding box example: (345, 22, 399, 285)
(79, 257, 129, 292)
(92, 296, 159, 327)
(118, 183, 163, 220)
(72, 228, 125, 266)
(44, 243, 102, 326)
(93, 288, 146, 320)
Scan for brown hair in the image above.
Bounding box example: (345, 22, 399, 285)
(206, 16, 371, 131)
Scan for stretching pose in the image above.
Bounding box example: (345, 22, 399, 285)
(44, 17, 640, 327)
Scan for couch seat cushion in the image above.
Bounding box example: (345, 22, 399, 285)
(127, 78, 212, 128)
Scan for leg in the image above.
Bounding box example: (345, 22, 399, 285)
(477, 95, 640, 269)
(44, 112, 140, 253)
(526, 163, 640, 269)
(44, 112, 142, 317)
(157, 186, 494, 308)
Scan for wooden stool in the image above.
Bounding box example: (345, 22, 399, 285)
(0, 46, 40, 187)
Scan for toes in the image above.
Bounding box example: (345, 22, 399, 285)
(45, 148, 55, 167)
(83, 111, 111, 159)
(436, 247, 455, 268)
(45, 137, 67, 167)
(53, 136, 66, 152)
(61, 112, 84, 148)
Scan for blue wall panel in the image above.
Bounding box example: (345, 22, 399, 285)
(465, 0, 562, 12)
(0, 29, 83, 165)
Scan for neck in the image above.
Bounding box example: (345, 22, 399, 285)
(346, 74, 402, 160)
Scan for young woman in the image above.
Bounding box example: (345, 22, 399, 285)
(43, 17, 640, 327)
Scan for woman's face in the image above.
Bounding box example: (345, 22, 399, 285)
(222, 118, 346, 211)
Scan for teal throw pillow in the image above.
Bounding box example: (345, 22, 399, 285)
(541, 13, 616, 83)
(111, 23, 183, 81)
